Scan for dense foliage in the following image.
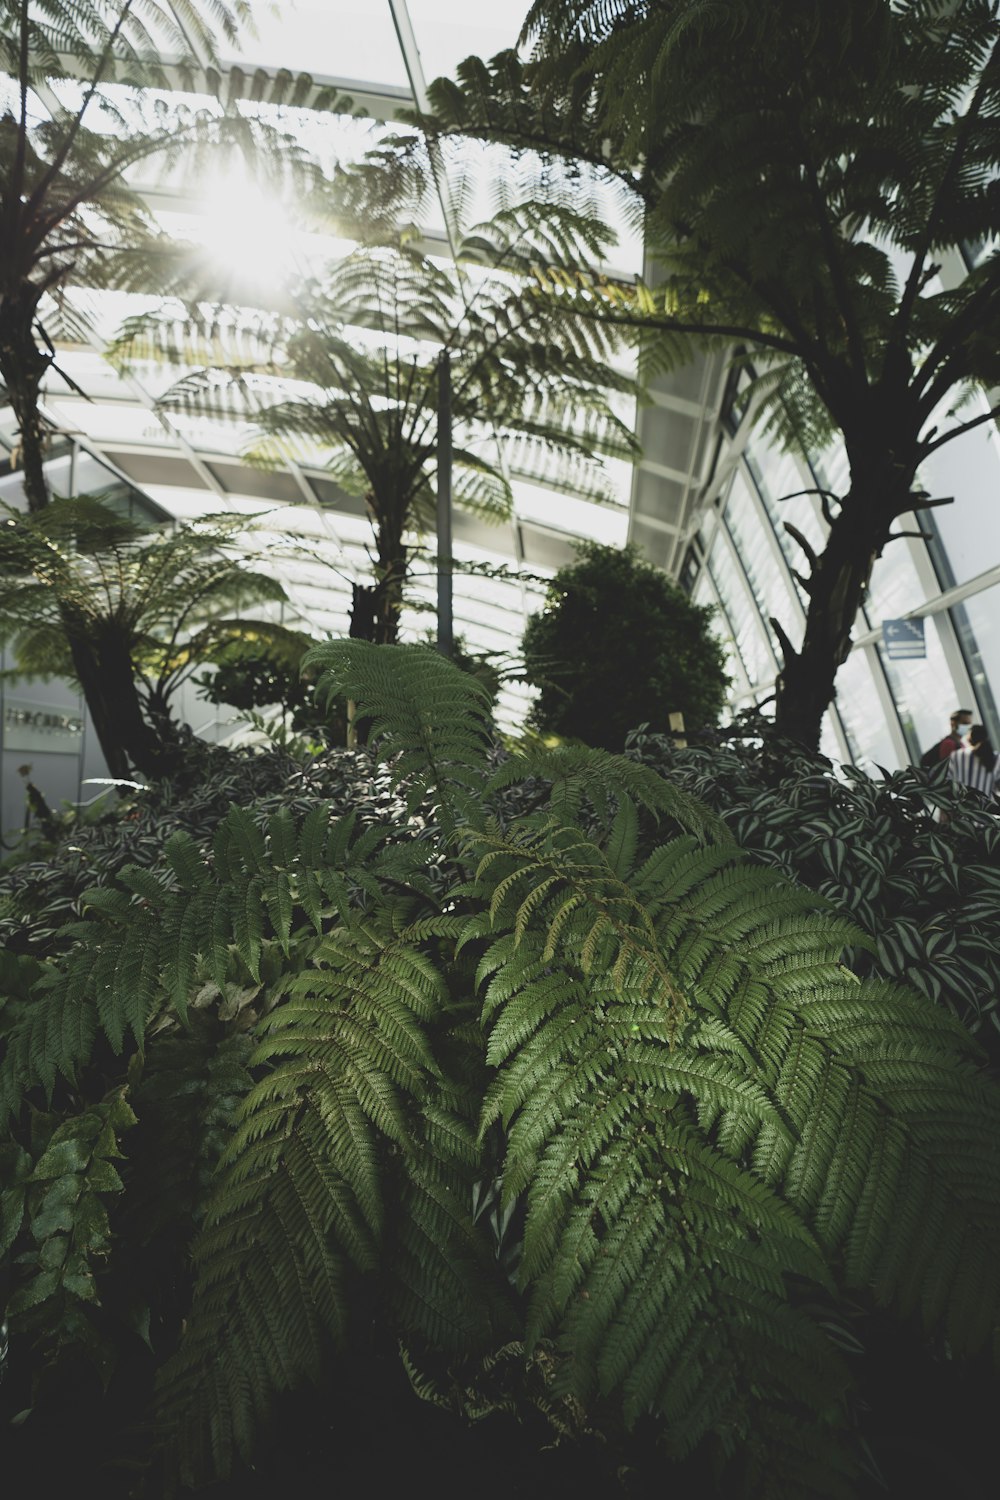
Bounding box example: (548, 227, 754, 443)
(522, 542, 729, 750)
(0, 735, 403, 961)
(626, 725, 1000, 1060)
(196, 632, 349, 748)
(2, 645, 999, 1499)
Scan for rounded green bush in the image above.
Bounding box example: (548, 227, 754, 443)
(522, 542, 729, 750)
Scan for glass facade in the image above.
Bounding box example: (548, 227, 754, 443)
(686, 402, 1000, 768)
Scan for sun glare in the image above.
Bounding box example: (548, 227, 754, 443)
(195, 171, 299, 301)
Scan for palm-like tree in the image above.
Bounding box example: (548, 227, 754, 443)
(114, 184, 639, 644)
(0, 495, 289, 777)
(0, 0, 266, 513)
(422, 0, 1000, 748)
(0, 0, 327, 767)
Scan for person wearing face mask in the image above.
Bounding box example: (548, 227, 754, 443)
(919, 708, 973, 768)
(947, 723, 1000, 804)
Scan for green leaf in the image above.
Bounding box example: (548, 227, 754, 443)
(39, 1233, 70, 1271)
(30, 1138, 90, 1180)
(86, 1160, 125, 1194)
(8, 1268, 61, 1313)
(31, 1176, 84, 1239)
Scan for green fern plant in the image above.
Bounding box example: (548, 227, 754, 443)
(2, 642, 999, 1496)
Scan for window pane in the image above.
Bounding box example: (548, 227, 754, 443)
(955, 586, 1000, 744)
(406, 1, 531, 80)
(707, 536, 776, 689)
(876, 615, 963, 760)
(834, 650, 898, 770)
(920, 420, 1000, 585)
(236, 2, 410, 86)
(723, 471, 800, 648)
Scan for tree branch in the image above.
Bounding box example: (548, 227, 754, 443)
(784, 522, 818, 577)
(913, 276, 1000, 417)
(921, 402, 1000, 457)
(910, 492, 954, 511)
(797, 136, 867, 378)
(776, 486, 840, 527)
(13, 0, 30, 204)
(28, 0, 139, 214)
(770, 615, 797, 666)
(547, 288, 803, 358)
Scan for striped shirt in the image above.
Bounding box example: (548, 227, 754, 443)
(947, 746, 1000, 802)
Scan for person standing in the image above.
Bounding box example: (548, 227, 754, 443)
(948, 724, 1000, 804)
(921, 708, 973, 767)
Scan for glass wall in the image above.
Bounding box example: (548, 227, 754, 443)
(686, 409, 999, 770)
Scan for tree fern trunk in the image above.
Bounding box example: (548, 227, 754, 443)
(0, 292, 52, 516)
(351, 500, 408, 646)
(773, 456, 913, 751)
(372, 508, 408, 645)
(63, 621, 132, 782)
(72, 615, 179, 780)
(1, 300, 186, 781)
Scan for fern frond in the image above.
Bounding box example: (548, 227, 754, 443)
(306, 642, 495, 834)
(486, 742, 730, 844)
(0, 804, 399, 1121)
(467, 818, 690, 1031)
(642, 840, 1000, 1354)
(470, 791, 1000, 1473)
(157, 907, 450, 1481)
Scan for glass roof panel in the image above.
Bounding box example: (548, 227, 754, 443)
(234, 2, 410, 88)
(511, 482, 630, 548)
(405, 1, 532, 81)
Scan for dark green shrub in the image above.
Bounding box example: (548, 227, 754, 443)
(522, 543, 729, 751)
(196, 634, 348, 747)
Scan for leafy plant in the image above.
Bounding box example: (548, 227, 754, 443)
(0, 735, 405, 961)
(626, 724, 1000, 1058)
(0, 496, 291, 778)
(522, 541, 729, 750)
(195, 629, 349, 747)
(1, 644, 999, 1498)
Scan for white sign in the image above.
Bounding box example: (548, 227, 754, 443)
(3, 698, 85, 754)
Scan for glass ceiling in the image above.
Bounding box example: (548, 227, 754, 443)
(235, 2, 537, 89)
(3, 1, 644, 732)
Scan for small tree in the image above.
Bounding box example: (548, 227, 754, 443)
(0, 0, 327, 760)
(522, 541, 728, 750)
(0, 496, 288, 777)
(112, 144, 638, 645)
